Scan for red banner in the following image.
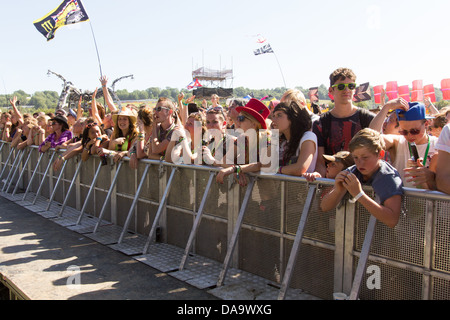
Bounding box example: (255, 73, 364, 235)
(386, 81, 398, 100)
(398, 85, 410, 102)
(423, 84, 436, 103)
(373, 85, 384, 104)
(411, 80, 423, 102)
(441, 79, 450, 100)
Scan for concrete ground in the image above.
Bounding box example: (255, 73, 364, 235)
(0, 195, 218, 300)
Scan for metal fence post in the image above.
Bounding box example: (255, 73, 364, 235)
(93, 161, 123, 233)
(179, 171, 215, 270)
(117, 163, 151, 244)
(348, 214, 377, 300)
(277, 184, 316, 300)
(217, 176, 256, 287)
(142, 167, 177, 254)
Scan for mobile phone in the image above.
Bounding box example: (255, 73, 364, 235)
(410, 142, 420, 161)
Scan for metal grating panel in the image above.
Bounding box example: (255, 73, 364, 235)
(171, 254, 222, 289)
(356, 197, 425, 266)
(83, 224, 124, 245)
(432, 277, 450, 300)
(434, 200, 450, 273)
(134, 243, 185, 272)
(109, 233, 148, 256)
(357, 259, 423, 300)
(242, 179, 281, 231)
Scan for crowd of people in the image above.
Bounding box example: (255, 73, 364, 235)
(1, 68, 450, 229)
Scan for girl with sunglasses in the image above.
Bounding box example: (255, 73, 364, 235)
(39, 115, 73, 153)
(215, 99, 270, 185)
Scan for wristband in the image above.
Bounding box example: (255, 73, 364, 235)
(96, 137, 102, 141)
(349, 191, 364, 203)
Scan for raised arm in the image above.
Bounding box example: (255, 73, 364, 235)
(100, 76, 118, 113)
(10, 96, 24, 125)
(90, 88, 103, 124)
(369, 97, 409, 133)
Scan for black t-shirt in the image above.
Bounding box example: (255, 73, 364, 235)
(312, 108, 375, 155)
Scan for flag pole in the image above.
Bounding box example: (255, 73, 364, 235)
(272, 52, 286, 89)
(89, 21, 103, 78)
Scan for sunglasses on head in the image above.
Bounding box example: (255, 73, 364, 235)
(86, 122, 98, 129)
(398, 128, 421, 136)
(332, 83, 357, 91)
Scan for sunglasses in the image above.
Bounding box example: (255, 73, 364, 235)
(332, 83, 357, 91)
(237, 115, 251, 123)
(154, 106, 170, 112)
(398, 128, 421, 136)
(86, 122, 98, 129)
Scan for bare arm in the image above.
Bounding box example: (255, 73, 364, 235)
(436, 150, 450, 194)
(279, 140, 316, 176)
(100, 76, 118, 112)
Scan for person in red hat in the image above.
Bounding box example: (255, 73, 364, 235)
(216, 98, 272, 185)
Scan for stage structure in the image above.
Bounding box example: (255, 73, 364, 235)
(191, 67, 234, 99)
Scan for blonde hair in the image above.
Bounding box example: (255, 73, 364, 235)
(349, 128, 385, 155)
(281, 89, 307, 108)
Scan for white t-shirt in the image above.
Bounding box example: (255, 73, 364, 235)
(435, 124, 450, 154)
(392, 134, 438, 188)
(279, 131, 318, 173)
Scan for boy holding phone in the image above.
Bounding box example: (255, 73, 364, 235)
(369, 101, 438, 189)
(321, 128, 403, 228)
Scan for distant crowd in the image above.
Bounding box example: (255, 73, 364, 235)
(1, 68, 450, 228)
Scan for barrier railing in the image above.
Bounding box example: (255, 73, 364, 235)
(1, 141, 450, 300)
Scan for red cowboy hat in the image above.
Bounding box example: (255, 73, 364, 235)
(236, 98, 270, 129)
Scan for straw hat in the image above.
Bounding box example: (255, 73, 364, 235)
(112, 106, 137, 125)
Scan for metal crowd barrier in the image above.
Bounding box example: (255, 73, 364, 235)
(1, 141, 450, 300)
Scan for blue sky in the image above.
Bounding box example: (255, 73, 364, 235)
(1, 0, 449, 96)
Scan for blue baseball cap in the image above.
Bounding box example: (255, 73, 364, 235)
(396, 102, 426, 121)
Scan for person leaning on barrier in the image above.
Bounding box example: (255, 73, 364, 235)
(15, 118, 39, 150)
(270, 101, 318, 176)
(52, 118, 89, 172)
(321, 128, 403, 228)
(128, 106, 154, 169)
(215, 99, 270, 185)
(81, 120, 109, 162)
(151, 97, 180, 161)
(100, 105, 138, 163)
(165, 110, 208, 164)
(202, 104, 237, 167)
(38, 115, 73, 153)
(435, 123, 450, 194)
